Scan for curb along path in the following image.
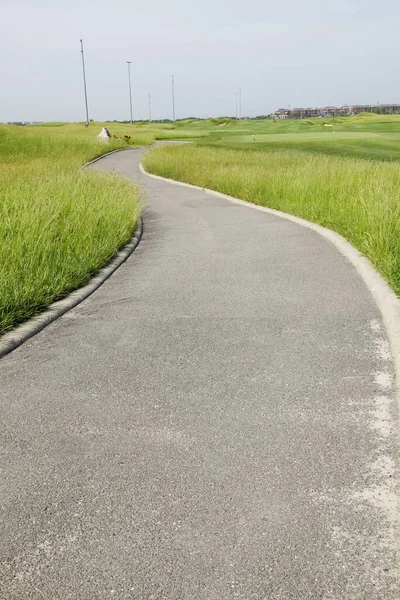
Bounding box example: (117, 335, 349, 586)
(0, 219, 143, 358)
(0, 148, 142, 358)
(0, 148, 398, 599)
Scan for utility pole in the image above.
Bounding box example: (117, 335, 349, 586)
(80, 39, 89, 127)
(127, 61, 133, 124)
(239, 87, 242, 120)
(235, 92, 238, 120)
(148, 93, 152, 122)
(172, 75, 175, 122)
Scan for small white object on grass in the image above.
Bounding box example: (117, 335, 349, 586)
(97, 128, 111, 142)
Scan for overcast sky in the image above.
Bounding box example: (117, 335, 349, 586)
(1, 0, 399, 122)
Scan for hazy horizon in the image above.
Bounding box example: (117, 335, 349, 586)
(1, 0, 399, 122)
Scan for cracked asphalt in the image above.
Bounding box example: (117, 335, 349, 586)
(0, 148, 398, 599)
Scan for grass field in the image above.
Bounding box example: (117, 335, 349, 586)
(4, 113, 400, 335)
(143, 114, 400, 296)
(189, 113, 400, 162)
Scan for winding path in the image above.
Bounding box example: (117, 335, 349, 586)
(0, 148, 398, 599)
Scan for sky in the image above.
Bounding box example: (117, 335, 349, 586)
(1, 0, 400, 122)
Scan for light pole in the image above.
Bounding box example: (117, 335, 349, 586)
(235, 92, 238, 120)
(239, 87, 242, 120)
(80, 39, 89, 127)
(127, 61, 133, 124)
(148, 93, 152, 122)
(172, 75, 175, 122)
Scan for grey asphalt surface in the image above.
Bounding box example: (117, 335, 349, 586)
(0, 148, 398, 599)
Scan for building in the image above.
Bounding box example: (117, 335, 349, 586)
(283, 107, 320, 119)
(274, 104, 400, 119)
(320, 106, 341, 117)
(274, 109, 290, 119)
(347, 104, 400, 115)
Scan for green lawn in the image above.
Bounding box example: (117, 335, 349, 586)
(188, 113, 400, 162)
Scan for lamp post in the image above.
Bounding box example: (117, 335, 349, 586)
(80, 39, 89, 127)
(235, 92, 238, 120)
(148, 93, 152, 122)
(172, 75, 175, 122)
(127, 61, 133, 124)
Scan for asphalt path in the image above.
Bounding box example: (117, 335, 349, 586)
(0, 148, 398, 599)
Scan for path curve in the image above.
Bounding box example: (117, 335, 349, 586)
(0, 148, 398, 599)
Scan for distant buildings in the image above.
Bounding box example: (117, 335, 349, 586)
(274, 104, 400, 119)
(274, 109, 291, 119)
(6, 121, 43, 126)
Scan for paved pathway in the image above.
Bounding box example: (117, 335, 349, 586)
(0, 149, 398, 599)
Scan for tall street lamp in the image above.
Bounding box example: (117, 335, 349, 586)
(80, 39, 89, 127)
(127, 61, 133, 124)
(172, 75, 175, 122)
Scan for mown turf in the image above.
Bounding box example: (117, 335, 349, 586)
(193, 113, 400, 162)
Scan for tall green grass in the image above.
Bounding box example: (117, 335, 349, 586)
(143, 144, 400, 295)
(0, 125, 141, 335)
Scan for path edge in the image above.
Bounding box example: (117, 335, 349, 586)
(139, 162, 400, 409)
(81, 145, 155, 170)
(82, 146, 132, 168)
(0, 219, 142, 359)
